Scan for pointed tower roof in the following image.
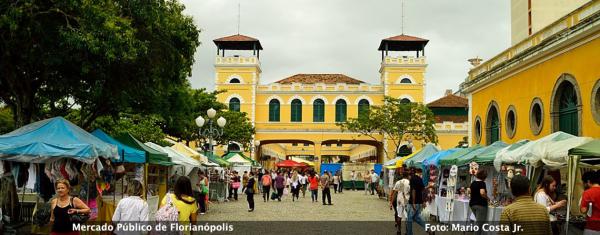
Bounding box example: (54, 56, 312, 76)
(213, 34, 263, 50)
(378, 34, 429, 51)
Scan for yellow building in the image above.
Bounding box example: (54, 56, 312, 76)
(211, 34, 459, 170)
(462, 0, 600, 145)
(511, 0, 590, 45)
(427, 90, 469, 149)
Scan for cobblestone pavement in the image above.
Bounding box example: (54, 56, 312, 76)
(200, 189, 395, 221)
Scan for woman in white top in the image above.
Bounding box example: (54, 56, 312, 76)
(291, 171, 301, 201)
(534, 175, 566, 235)
(112, 180, 149, 234)
(333, 173, 340, 194)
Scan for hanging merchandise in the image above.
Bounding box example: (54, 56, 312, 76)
(39, 164, 55, 202)
(26, 163, 37, 190)
(0, 171, 19, 221)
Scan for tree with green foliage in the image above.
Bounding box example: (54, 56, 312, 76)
(0, 0, 200, 128)
(337, 96, 438, 158)
(89, 114, 168, 146)
(215, 110, 255, 150)
(0, 105, 14, 134)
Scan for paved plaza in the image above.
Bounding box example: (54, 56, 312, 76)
(201, 189, 394, 221)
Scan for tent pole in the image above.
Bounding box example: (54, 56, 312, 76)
(144, 163, 149, 200)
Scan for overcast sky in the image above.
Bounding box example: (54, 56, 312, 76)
(180, 0, 510, 102)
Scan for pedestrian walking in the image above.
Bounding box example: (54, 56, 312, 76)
(291, 171, 301, 201)
(333, 172, 340, 194)
(580, 170, 600, 234)
(230, 171, 240, 201)
(50, 179, 91, 235)
(499, 175, 550, 235)
(299, 171, 308, 198)
(112, 180, 148, 235)
(196, 171, 209, 214)
(406, 168, 425, 235)
(257, 169, 264, 194)
(469, 169, 490, 235)
(363, 171, 370, 195)
(275, 171, 285, 201)
(245, 172, 256, 212)
(351, 170, 357, 190)
(338, 170, 344, 193)
(159, 176, 197, 235)
(321, 171, 333, 205)
(241, 171, 249, 193)
(309, 171, 319, 202)
(261, 170, 272, 202)
(370, 170, 379, 195)
(390, 170, 410, 234)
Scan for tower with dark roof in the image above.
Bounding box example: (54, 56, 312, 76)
(378, 34, 428, 104)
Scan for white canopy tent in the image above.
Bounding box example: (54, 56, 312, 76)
(145, 142, 201, 176)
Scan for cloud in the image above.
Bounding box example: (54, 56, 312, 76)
(181, 0, 510, 102)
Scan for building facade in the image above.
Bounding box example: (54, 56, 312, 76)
(427, 90, 469, 149)
(511, 0, 590, 45)
(463, 0, 600, 145)
(212, 34, 448, 170)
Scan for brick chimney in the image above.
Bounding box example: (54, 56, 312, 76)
(445, 89, 453, 96)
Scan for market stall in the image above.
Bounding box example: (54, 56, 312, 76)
(202, 152, 230, 201)
(114, 133, 173, 220)
(0, 117, 119, 232)
(223, 152, 254, 194)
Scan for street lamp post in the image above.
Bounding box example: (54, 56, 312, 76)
(196, 108, 227, 156)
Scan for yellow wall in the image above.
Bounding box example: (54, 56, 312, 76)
(436, 133, 467, 149)
(470, 37, 600, 145)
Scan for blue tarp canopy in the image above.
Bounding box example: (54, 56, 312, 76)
(422, 148, 460, 168)
(320, 163, 342, 175)
(0, 117, 119, 164)
(91, 129, 145, 163)
(403, 144, 440, 168)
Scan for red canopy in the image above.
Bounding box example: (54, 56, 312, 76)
(276, 160, 307, 168)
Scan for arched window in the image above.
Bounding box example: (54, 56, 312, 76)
(335, 99, 347, 122)
(400, 78, 412, 84)
(554, 80, 580, 136)
(358, 99, 370, 119)
(291, 99, 302, 122)
(229, 78, 241, 83)
(400, 98, 411, 104)
(228, 143, 241, 152)
(313, 99, 325, 122)
(269, 99, 280, 122)
(474, 116, 482, 144)
(486, 102, 501, 144)
(229, 98, 240, 112)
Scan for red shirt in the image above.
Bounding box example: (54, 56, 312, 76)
(309, 176, 319, 190)
(581, 187, 600, 231)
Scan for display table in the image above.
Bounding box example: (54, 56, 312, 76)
(435, 197, 504, 223)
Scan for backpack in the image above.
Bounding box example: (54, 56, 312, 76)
(155, 194, 179, 221)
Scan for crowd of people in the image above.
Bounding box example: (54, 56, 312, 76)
(388, 167, 600, 235)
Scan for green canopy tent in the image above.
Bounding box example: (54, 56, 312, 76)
(439, 145, 482, 166)
(223, 151, 260, 167)
(403, 144, 440, 168)
(566, 139, 600, 230)
(204, 151, 231, 167)
(116, 133, 172, 166)
(469, 141, 509, 165)
(569, 139, 600, 159)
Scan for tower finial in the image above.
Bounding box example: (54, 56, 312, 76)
(401, 0, 405, 35)
(237, 2, 241, 35)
